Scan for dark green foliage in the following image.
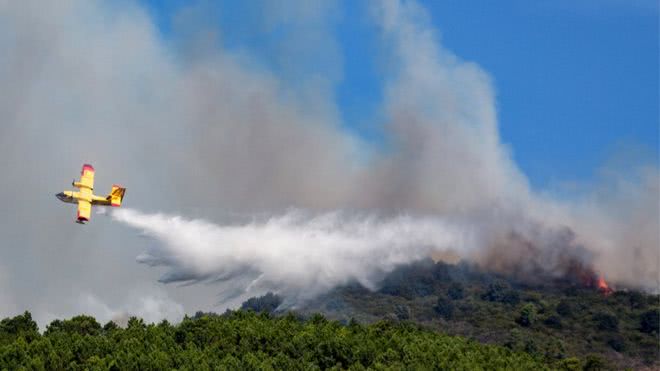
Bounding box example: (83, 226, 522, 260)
(501, 290, 521, 305)
(306, 261, 660, 369)
(640, 309, 659, 334)
(240, 292, 283, 313)
(482, 280, 520, 305)
(192, 311, 219, 319)
(0, 311, 39, 345)
(620, 290, 647, 310)
(606, 335, 626, 352)
(556, 300, 573, 317)
(543, 338, 566, 360)
(1, 260, 656, 369)
(435, 296, 454, 320)
(562, 285, 579, 297)
(379, 259, 438, 299)
(593, 312, 618, 332)
(447, 282, 465, 300)
(557, 357, 581, 370)
(516, 304, 537, 327)
(583, 355, 607, 371)
(432, 261, 451, 281)
(482, 280, 509, 302)
(103, 321, 119, 333)
(0, 311, 550, 370)
(45, 315, 102, 336)
(393, 304, 411, 321)
(542, 315, 562, 329)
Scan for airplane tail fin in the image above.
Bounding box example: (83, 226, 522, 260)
(107, 185, 126, 207)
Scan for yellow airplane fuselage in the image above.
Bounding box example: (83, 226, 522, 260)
(56, 190, 115, 205)
(56, 164, 125, 224)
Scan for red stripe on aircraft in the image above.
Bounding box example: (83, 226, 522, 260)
(82, 164, 94, 174)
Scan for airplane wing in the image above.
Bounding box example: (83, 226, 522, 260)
(74, 165, 94, 223)
(75, 164, 95, 190)
(77, 199, 92, 223)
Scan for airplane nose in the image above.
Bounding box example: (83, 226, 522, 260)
(55, 192, 65, 200)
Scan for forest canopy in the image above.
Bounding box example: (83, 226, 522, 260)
(1, 310, 566, 370)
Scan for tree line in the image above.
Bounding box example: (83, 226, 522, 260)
(1, 310, 566, 370)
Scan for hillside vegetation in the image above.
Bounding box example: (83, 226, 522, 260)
(0, 310, 554, 370)
(1, 260, 657, 370)
(294, 260, 660, 369)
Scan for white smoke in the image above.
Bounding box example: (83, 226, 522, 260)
(112, 208, 474, 306)
(0, 0, 656, 325)
(77, 289, 185, 326)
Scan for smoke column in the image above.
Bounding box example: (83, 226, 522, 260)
(0, 0, 656, 324)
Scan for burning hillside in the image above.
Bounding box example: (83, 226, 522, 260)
(0, 0, 656, 333)
(292, 259, 659, 369)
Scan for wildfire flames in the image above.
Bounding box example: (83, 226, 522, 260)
(564, 260, 614, 295)
(597, 276, 613, 295)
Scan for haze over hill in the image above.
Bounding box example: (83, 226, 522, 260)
(0, 0, 657, 326)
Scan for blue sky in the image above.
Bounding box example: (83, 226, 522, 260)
(139, 0, 658, 189)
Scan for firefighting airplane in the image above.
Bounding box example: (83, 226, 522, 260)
(55, 164, 126, 224)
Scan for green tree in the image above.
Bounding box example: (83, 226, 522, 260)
(435, 296, 454, 320)
(103, 321, 119, 333)
(0, 311, 39, 344)
(482, 280, 519, 305)
(393, 304, 411, 321)
(606, 335, 625, 352)
(0, 307, 594, 370)
(640, 309, 659, 334)
(240, 292, 283, 313)
(583, 354, 606, 371)
(447, 282, 465, 300)
(516, 304, 536, 327)
(556, 300, 572, 317)
(543, 315, 562, 329)
(45, 315, 102, 336)
(482, 280, 509, 302)
(593, 312, 618, 332)
(626, 291, 647, 309)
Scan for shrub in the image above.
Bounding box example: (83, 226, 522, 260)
(556, 300, 572, 317)
(557, 357, 581, 370)
(379, 260, 436, 298)
(593, 312, 618, 332)
(432, 261, 451, 281)
(435, 296, 454, 320)
(502, 290, 520, 305)
(606, 336, 626, 352)
(481, 280, 519, 305)
(583, 354, 606, 371)
(640, 309, 659, 334)
(447, 282, 465, 300)
(394, 304, 411, 321)
(626, 290, 647, 309)
(524, 338, 540, 357)
(544, 338, 566, 360)
(240, 292, 283, 313)
(543, 315, 562, 329)
(482, 280, 509, 302)
(516, 304, 536, 327)
(562, 286, 579, 297)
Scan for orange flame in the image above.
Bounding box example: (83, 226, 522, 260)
(597, 276, 613, 295)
